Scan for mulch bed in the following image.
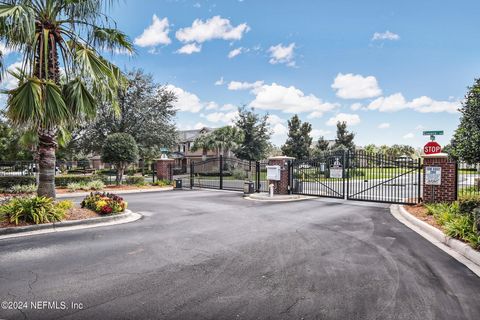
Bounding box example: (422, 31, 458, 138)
(0, 206, 100, 229)
(404, 204, 444, 230)
(56, 185, 170, 194)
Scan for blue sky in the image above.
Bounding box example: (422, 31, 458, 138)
(3, 0, 480, 148)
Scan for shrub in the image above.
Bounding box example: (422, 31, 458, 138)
(88, 180, 105, 191)
(81, 192, 127, 215)
(67, 182, 83, 192)
(458, 195, 480, 216)
(125, 176, 145, 186)
(102, 133, 139, 185)
(56, 200, 74, 211)
(9, 184, 37, 194)
(152, 179, 172, 187)
(55, 175, 95, 187)
(348, 169, 365, 178)
(231, 168, 246, 180)
(0, 176, 36, 189)
(0, 196, 67, 225)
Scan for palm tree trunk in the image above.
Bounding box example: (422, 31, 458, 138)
(37, 130, 57, 198)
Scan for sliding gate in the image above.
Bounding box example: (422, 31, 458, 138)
(290, 150, 422, 205)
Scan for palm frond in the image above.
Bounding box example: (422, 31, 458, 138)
(62, 77, 97, 120)
(92, 26, 135, 54)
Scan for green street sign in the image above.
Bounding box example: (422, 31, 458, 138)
(422, 130, 444, 136)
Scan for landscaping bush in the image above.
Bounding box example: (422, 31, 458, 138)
(0, 196, 68, 225)
(152, 179, 172, 187)
(67, 180, 105, 192)
(125, 176, 145, 186)
(67, 182, 83, 192)
(9, 184, 36, 194)
(0, 176, 36, 189)
(88, 180, 105, 191)
(231, 168, 246, 180)
(55, 175, 95, 187)
(81, 192, 127, 215)
(458, 195, 480, 216)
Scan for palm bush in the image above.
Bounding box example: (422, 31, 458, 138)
(0, 0, 133, 199)
(9, 184, 37, 194)
(0, 196, 68, 225)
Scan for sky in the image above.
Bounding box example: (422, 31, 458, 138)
(2, 0, 480, 148)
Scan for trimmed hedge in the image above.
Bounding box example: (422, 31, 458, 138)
(0, 176, 36, 189)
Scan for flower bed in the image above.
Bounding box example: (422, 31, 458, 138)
(81, 192, 127, 215)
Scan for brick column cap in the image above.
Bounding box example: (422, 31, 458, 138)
(268, 155, 295, 161)
(155, 158, 174, 161)
(422, 152, 449, 159)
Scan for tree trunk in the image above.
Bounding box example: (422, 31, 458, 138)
(116, 163, 124, 185)
(37, 130, 57, 198)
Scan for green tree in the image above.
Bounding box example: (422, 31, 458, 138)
(452, 79, 480, 164)
(363, 144, 378, 154)
(234, 107, 271, 161)
(102, 133, 139, 185)
(333, 122, 355, 151)
(0, 114, 33, 160)
(311, 136, 330, 157)
(210, 126, 243, 157)
(281, 115, 312, 160)
(0, 0, 133, 198)
(190, 132, 215, 161)
(76, 69, 177, 158)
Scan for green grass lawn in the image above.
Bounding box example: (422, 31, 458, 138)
(294, 167, 415, 181)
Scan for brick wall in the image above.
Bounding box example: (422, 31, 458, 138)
(268, 156, 294, 195)
(423, 155, 457, 203)
(156, 159, 174, 181)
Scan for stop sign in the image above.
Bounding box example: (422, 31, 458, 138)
(424, 141, 442, 154)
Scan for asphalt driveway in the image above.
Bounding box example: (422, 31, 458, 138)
(1, 190, 479, 319)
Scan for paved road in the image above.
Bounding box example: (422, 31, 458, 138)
(1, 191, 480, 320)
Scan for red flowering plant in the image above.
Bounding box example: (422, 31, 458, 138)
(81, 192, 127, 215)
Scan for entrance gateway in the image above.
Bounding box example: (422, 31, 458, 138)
(290, 150, 422, 205)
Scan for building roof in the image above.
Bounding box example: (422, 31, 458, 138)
(177, 127, 213, 143)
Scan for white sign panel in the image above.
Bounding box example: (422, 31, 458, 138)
(425, 166, 442, 185)
(330, 167, 343, 179)
(266, 165, 281, 181)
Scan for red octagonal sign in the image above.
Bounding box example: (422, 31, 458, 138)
(424, 141, 442, 154)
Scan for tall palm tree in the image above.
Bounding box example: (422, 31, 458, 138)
(0, 0, 133, 198)
(211, 126, 243, 157)
(191, 133, 215, 161)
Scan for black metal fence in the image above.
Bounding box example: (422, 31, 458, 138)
(457, 162, 480, 197)
(187, 156, 268, 192)
(290, 150, 422, 205)
(0, 161, 36, 176)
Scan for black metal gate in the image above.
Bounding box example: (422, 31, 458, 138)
(290, 150, 422, 205)
(189, 156, 268, 192)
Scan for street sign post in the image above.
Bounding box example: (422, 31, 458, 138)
(423, 130, 444, 141)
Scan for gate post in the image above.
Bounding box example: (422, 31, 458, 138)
(422, 153, 457, 203)
(268, 156, 295, 195)
(255, 161, 260, 192)
(156, 158, 174, 181)
(190, 161, 194, 189)
(219, 155, 223, 190)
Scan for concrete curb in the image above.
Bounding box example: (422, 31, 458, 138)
(57, 187, 173, 198)
(390, 204, 480, 276)
(245, 193, 315, 202)
(0, 209, 141, 240)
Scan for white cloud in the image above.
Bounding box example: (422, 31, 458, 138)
(416, 124, 425, 130)
(249, 83, 338, 116)
(214, 77, 224, 86)
(203, 110, 238, 124)
(194, 122, 208, 129)
(351, 103, 363, 111)
(205, 102, 237, 111)
(378, 122, 390, 129)
(403, 133, 415, 139)
(0, 42, 14, 56)
(311, 129, 331, 139)
(266, 115, 288, 137)
(1, 61, 23, 90)
(268, 43, 295, 66)
(176, 16, 250, 43)
(176, 43, 202, 54)
(331, 73, 382, 99)
(326, 113, 361, 126)
(134, 15, 171, 47)
(372, 31, 400, 41)
(165, 85, 203, 113)
(227, 80, 264, 91)
(228, 47, 244, 58)
(367, 93, 460, 113)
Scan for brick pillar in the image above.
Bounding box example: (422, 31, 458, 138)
(268, 156, 295, 195)
(422, 153, 457, 203)
(156, 159, 174, 181)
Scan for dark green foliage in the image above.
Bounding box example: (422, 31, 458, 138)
(458, 195, 480, 216)
(451, 78, 480, 163)
(281, 115, 312, 160)
(102, 133, 139, 185)
(75, 69, 177, 160)
(0, 176, 36, 189)
(0, 113, 33, 161)
(125, 176, 145, 185)
(234, 107, 271, 161)
(312, 136, 331, 157)
(333, 121, 355, 151)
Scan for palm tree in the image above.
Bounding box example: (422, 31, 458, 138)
(0, 0, 133, 198)
(210, 126, 243, 158)
(190, 133, 215, 161)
